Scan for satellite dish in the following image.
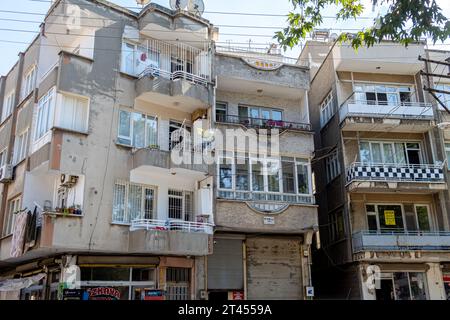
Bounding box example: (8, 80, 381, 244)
(187, 0, 205, 16)
(135, 0, 150, 5)
(170, 0, 188, 10)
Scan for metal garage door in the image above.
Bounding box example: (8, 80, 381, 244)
(246, 237, 303, 300)
(208, 238, 243, 290)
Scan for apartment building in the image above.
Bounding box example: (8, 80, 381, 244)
(0, 0, 318, 300)
(301, 35, 450, 300)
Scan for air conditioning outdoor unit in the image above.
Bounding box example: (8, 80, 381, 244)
(0, 164, 13, 183)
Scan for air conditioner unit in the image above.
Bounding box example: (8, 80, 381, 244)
(0, 164, 13, 183)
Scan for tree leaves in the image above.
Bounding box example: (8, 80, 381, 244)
(275, 0, 450, 50)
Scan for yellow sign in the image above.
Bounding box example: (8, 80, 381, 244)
(384, 210, 396, 226)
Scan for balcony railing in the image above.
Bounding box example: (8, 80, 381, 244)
(130, 219, 214, 235)
(217, 190, 315, 205)
(352, 230, 450, 252)
(135, 38, 211, 86)
(216, 114, 311, 132)
(339, 93, 434, 122)
(346, 162, 444, 184)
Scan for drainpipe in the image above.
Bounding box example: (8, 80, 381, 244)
(243, 241, 247, 300)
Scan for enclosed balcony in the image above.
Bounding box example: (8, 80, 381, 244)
(352, 230, 450, 252)
(128, 219, 213, 256)
(216, 114, 311, 132)
(124, 38, 212, 111)
(346, 162, 446, 193)
(339, 92, 434, 132)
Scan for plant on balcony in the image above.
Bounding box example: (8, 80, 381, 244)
(147, 144, 160, 150)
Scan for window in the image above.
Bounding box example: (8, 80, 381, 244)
(320, 91, 334, 128)
(435, 83, 450, 109)
(35, 87, 55, 140)
(168, 189, 193, 221)
(445, 143, 450, 170)
(354, 83, 415, 105)
(329, 211, 345, 242)
(169, 121, 191, 151)
(112, 181, 155, 224)
(0, 148, 7, 167)
(377, 272, 428, 300)
(218, 155, 312, 195)
(238, 105, 283, 125)
(325, 151, 340, 183)
(359, 141, 422, 165)
(121, 41, 160, 76)
(215, 102, 227, 122)
(22, 66, 36, 99)
(55, 94, 89, 133)
(365, 204, 404, 232)
(117, 110, 158, 148)
(13, 129, 29, 165)
(2, 90, 15, 122)
(3, 196, 21, 236)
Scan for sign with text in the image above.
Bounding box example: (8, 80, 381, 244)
(384, 210, 396, 226)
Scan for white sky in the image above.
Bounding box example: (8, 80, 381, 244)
(0, 0, 449, 75)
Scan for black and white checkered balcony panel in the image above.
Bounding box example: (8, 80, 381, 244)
(346, 164, 444, 183)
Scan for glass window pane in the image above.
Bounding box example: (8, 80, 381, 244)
(251, 161, 264, 191)
(132, 113, 146, 148)
(409, 272, 427, 300)
(118, 110, 131, 145)
(297, 163, 309, 194)
(371, 143, 382, 163)
(128, 184, 142, 222)
(395, 143, 407, 164)
(219, 162, 232, 189)
(272, 111, 282, 121)
(132, 267, 155, 282)
(393, 272, 411, 300)
(282, 161, 295, 194)
(383, 143, 394, 164)
(378, 205, 404, 231)
(415, 206, 430, 231)
(261, 109, 270, 120)
(360, 142, 371, 163)
(144, 188, 154, 220)
(267, 160, 280, 192)
(146, 116, 158, 147)
(235, 157, 249, 191)
(113, 183, 126, 223)
(367, 214, 378, 231)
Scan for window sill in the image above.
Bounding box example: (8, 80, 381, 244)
(52, 127, 89, 136)
(13, 158, 27, 168)
(119, 71, 138, 80)
(43, 211, 84, 218)
(0, 233, 13, 241)
(18, 91, 34, 107)
(0, 113, 13, 127)
(111, 222, 131, 226)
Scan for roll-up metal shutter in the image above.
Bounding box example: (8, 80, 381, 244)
(246, 237, 302, 300)
(207, 238, 243, 290)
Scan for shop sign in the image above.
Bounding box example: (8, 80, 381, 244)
(242, 58, 283, 71)
(263, 216, 275, 225)
(384, 210, 396, 226)
(62, 289, 83, 300)
(306, 286, 314, 297)
(229, 291, 244, 300)
(88, 287, 121, 300)
(144, 289, 165, 301)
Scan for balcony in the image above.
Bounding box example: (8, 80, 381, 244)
(217, 190, 315, 205)
(133, 38, 212, 112)
(352, 230, 450, 252)
(339, 94, 434, 132)
(346, 162, 446, 193)
(216, 114, 311, 132)
(128, 219, 213, 256)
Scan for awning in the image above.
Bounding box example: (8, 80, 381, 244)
(0, 273, 46, 292)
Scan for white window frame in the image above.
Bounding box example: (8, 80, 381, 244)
(112, 180, 157, 224)
(34, 87, 56, 142)
(359, 140, 424, 165)
(13, 128, 29, 165)
(117, 109, 158, 148)
(3, 196, 21, 236)
(414, 204, 433, 231)
(168, 189, 194, 222)
(55, 92, 90, 133)
(0, 147, 7, 167)
(445, 142, 450, 170)
(217, 154, 312, 196)
(22, 65, 36, 99)
(320, 91, 334, 128)
(353, 82, 416, 105)
(365, 203, 406, 232)
(2, 90, 15, 122)
(325, 150, 341, 183)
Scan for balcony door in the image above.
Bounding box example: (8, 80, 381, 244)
(359, 141, 423, 165)
(366, 204, 404, 232)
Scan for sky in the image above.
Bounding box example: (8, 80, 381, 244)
(0, 0, 449, 75)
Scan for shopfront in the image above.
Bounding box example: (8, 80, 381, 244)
(376, 271, 428, 300)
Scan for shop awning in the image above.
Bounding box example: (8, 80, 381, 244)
(0, 273, 46, 292)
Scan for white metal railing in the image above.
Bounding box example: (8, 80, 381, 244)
(217, 190, 315, 205)
(339, 93, 434, 122)
(216, 45, 306, 67)
(352, 230, 450, 252)
(136, 38, 211, 86)
(346, 162, 445, 184)
(130, 219, 214, 234)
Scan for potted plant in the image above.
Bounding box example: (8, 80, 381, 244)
(148, 144, 159, 150)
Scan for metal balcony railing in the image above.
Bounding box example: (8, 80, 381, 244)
(134, 38, 211, 86)
(339, 92, 434, 122)
(352, 230, 450, 252)
(217, 190, 315, 205)
(130, 219, 214, 235)
(216, 114, 311, 132)
(346, 162, 445, 184)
